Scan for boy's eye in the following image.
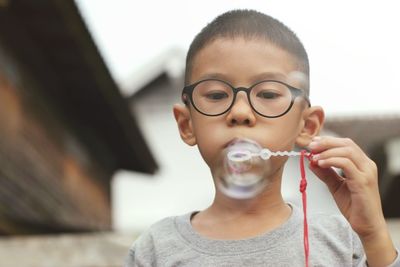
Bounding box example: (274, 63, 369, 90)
(204, 91, 229, 100)
(256, 90, 281, 99)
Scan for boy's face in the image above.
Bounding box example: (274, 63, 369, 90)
(174, 37, 322, 174)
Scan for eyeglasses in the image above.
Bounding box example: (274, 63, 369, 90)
(182, 79, 310, 118)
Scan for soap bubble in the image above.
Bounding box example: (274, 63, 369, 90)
(214, 138, 272, 199)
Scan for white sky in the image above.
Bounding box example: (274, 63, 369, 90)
(75, 0, 400, 116)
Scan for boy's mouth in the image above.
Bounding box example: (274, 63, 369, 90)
(225, 138, 262, 152)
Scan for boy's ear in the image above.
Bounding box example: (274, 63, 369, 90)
(295, 106, 325, 148)
(173, 104, 197, 146)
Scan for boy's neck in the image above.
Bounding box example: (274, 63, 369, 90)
(191, 177, 291, 240)
(213, 190, 287, 217)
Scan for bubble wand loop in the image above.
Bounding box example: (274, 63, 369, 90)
(227, 148, 313, 267)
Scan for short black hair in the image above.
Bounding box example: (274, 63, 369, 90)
(185, 9, 309, 93)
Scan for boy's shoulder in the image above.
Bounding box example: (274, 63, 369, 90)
(308, 210, 362, 249)
(125, 213, 194, 267)
(309, 210, 348, 226)
(136, 215, 177, 240)
(132, 212, 192, 248)
(309, 210, 352, 232)
(147, 215, 178, 233)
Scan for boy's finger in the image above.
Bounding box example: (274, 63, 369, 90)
(309, 163, 345, 194)
(309, 136, 363, 155)
(313, 146, 364, 171)
(316, 157, 360, 181)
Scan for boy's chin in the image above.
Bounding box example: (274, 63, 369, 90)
(214, 175, 272, 200)
(211, 167, 280, 200)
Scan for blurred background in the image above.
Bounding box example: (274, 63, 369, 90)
(0, 0, 399, 266)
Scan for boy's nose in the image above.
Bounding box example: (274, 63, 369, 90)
(226, 92, 256, 126)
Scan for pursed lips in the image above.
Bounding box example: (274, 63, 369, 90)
(224, 137, 263, 151)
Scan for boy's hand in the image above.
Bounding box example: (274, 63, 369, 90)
(308, 136, 397, 267)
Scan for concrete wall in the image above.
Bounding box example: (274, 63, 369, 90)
(0, 232, 136, 267)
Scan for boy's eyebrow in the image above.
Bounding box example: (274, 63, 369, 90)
(197, 73, 230, 81)
(197, 72, 288, 83)
(249, 72, 287, 82)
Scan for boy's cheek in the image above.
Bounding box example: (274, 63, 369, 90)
(195, 139, 221, 168)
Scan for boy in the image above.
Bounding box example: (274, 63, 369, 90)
(125, 9, 399, 266)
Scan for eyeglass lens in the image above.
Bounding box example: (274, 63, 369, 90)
(191, 80, 293, 117)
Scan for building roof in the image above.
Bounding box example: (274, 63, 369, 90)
(324, 114, 400, 153)
(0, 0, 157, 174)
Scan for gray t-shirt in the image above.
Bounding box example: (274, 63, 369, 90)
(125, 204, 399, 267)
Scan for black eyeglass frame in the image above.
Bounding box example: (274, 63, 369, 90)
(182, 79, 311, 118)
